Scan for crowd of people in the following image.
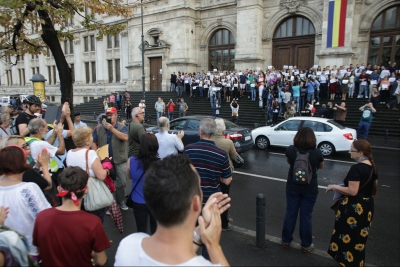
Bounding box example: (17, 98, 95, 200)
(0, 60, 393, 267)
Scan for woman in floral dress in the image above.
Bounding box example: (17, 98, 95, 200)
(326, 140, 378, 266)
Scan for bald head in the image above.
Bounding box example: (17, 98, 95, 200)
(158, 116, 169, 132)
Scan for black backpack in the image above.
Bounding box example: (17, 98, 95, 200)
(293, 148, 313, 185)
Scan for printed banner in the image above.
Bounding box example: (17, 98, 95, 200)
(327, 0, 347, 48)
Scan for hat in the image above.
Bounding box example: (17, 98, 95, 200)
(74, 111, 81, 117)
(106, 107, 118, 114)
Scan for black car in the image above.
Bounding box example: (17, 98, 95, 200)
(146, 116, 253, 154)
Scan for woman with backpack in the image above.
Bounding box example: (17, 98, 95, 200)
(281, 127, 324, 253)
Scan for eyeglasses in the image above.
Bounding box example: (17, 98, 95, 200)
(349, 150, 358, 153)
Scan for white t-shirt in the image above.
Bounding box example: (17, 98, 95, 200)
(0, 126, 9, 139)
(115, 233, 219, 266)
(66, 149, 100, 177)
(0, 182, 51, 255)
(139, 103, 146, 113)
(155, 131, 184, 159)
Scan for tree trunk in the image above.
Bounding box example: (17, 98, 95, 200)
(37, 9, 73, 112)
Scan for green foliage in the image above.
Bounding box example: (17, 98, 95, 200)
(0, 0, 133, 61)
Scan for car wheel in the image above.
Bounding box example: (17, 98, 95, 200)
(256, 136, 270, 150)
(318, 142, 335, 157)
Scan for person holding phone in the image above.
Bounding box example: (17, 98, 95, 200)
(92, 107, 129, 211)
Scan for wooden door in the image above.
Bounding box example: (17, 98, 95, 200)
(150, 57, 162, 91)
(272, 36, 315, 69)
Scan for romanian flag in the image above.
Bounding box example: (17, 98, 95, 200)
(327, 0, 348, 48)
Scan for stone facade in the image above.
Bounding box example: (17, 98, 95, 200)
(0, 0, 398, 104)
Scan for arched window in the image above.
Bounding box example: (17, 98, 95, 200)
(368, 5, 400, 67)
(209, 29, 235, 71)
(274, 17, 315, 39)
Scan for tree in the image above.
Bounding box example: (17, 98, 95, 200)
(0, 0, 132, 106)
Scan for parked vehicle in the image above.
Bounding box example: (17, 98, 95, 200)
(251, 117, 356, 156)
(146, 115, 253, 154)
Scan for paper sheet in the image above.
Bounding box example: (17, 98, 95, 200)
(97, 145, 109, 161)
(333, 183, 345, 200)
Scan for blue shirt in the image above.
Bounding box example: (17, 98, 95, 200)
(292, 86, 300, 97)
(184, 139, 232, 205)
(307, 82, 315, 93)
(92, 122, 128, 158)
(129, 156, 146, 204)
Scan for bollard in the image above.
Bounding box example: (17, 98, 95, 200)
(256, 193, 266, 247)
(384, 130, 389, 146)
(93, 111, 96, 120)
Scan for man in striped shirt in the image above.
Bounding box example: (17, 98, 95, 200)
(184, 118, 232, 207)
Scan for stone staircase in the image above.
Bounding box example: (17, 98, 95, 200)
(74, 91, 400, 138)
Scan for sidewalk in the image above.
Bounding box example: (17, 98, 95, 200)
(81, 115, 400, 151)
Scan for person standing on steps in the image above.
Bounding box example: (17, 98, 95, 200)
(357, 102, 376, 140)
(154, 97, 165, 122)
(178, 98, 188, 118)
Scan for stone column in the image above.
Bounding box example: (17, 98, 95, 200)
(234, 0, 265, 70)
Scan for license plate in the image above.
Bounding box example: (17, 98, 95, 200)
(245, 135, 251, 141)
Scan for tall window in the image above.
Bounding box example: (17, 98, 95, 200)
(115, 59, 120, 82)
(85, 62, 90, 83)
(47, 66, 57, 85)
(69, 40, 74, 54)
(70, 64, 75, 83)
(90, 35, 95, 51)
(368, 5, 400, 67)
(84, 37, 89, 52)
(107, 34, 120, 49)
(7, 70, 13, 86)
(108, 60, 113, 82)
(107, 35, 113, 49)
(91, 62, 96, 82)
(19, 69, 25, 85)
(114, 35, 120, 48)
(209, 29, 235, 71)
(274, 17, 315, 38)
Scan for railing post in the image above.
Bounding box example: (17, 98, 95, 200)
(256, 193, 266, 247)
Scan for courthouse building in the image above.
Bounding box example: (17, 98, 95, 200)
(0, 0, 399, 103)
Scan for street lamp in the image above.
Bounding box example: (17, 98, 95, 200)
(30, 73, 47, 101)
(141, 0, 145, 103)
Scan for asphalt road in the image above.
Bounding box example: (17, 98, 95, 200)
(102, 146, 399, 266)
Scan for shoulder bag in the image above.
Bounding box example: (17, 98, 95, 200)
(125, 158, 146, 208)
(84, 149, 114, 211)
(330, 169, 373, 212)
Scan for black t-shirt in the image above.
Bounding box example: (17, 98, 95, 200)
(15, 112, 36, 135)
(23, 169, 49, 190)
(318, 107, 327, 117)
(344, 163, 377, 198)
(285, 146, 324, 194)
(326, 107, 334, 119)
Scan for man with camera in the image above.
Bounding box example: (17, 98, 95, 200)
(166, 99, 175, 121)
(93, 107, 129, 210)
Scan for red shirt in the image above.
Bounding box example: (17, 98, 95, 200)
(167, 103, 175, 112)
(33, 209, 110, 267)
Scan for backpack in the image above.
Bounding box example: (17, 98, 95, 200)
(10, 112, 31, 135)
(292, 148, 313, 185)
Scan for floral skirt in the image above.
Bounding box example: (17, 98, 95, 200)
(328, 195, 374, 267)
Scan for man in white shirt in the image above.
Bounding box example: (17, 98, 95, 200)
(155, 117, 184, 159)
(26, 118, 65, 172)
(115, 155, 230, 266)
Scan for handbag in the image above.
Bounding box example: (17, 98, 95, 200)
(126, 160, 145, 208)
(330, 170, 373, 212)
(83, 149, 114, 211)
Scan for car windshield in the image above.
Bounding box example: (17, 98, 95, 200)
(327, 119, 345, 129)
(224, 119, 239, 129)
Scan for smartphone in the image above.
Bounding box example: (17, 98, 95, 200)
(101, 115, 107, 125)
(106, 117, 112, 124)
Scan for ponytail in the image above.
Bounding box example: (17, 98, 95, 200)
(368, 156, 378, 197)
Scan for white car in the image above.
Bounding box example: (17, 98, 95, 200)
(251, 117, 356, 156)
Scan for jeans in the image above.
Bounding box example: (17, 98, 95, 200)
(281, 190, 317, 247)
(359, 85, 368, 97)
(251, 87, 256, 100)
(132, 201, 157, 234)
(156, 111, 163, 121)
(177, 86, 182, 96)
(199, 87, 204, 97)
(170, 82, 176, 91)
(306, 92, 314, 103)
(357, 121, 371, 139)
(388, 96, 399, 109)
(210, 93, 215, 108)
(293, 96, 300, 111)
(168, 111, 174, 121)
(300, 96, 305, 109)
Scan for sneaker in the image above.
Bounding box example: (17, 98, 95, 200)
(301, 244, 314, 253)
(357, 96, 361, 98)
(315, 102, 319, 105)
(222, 223, 234, 231)
(120, 203, 129, 211)
(106, 210, 110, 215)
(365, 96, 368, 99)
